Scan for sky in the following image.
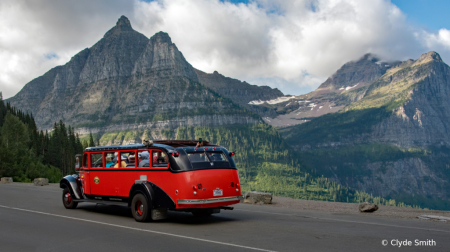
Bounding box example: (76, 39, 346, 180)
(1, 0, 450, 99)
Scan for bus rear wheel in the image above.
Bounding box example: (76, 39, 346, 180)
(131, 193, 151, 222)
(62, 187, 78, 209)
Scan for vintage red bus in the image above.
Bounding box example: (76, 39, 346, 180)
(60, 140, 242, 222)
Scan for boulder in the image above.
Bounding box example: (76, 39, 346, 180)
(359, 202, 379, 212)
(33, 178, 49, 186)
(243, 191, 272, 204)
(1, 177, 13, 184)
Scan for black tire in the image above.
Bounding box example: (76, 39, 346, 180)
(62, 187, 78, 209)
(192, 209, 212, 217)
(131, 193, 152, 222)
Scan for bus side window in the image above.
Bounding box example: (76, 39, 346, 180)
(137, 151, 150, 167)
(90, 153, 103, 168)
(152, 150, 168, 168)
(121, 151, 136, 168)
(104, 152, 115, 168)
(83, 154, 88, 168)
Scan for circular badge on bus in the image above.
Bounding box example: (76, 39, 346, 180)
(94, 176, 100, 184)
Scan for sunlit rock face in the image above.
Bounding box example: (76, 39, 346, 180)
(282, 51, 450, 205)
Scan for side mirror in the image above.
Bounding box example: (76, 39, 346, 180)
(75, 154, 82, 171)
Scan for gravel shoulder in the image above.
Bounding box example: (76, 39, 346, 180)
(261, 195, 450, 222)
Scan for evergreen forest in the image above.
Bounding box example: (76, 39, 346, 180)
(0, 93, 84, 182)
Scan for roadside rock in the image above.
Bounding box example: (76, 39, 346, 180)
(34, 178, 49, 186)
(244, 191, 272, 204)
(1, 177, 13, 184)
(359, 202, 379, 212)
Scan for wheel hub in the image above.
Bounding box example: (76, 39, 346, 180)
(64, 193, 72, 204)
(136, 200, 143, 216)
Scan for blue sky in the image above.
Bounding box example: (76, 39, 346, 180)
(391, 0, 450, 31)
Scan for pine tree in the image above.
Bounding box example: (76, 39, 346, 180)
(88, 133, 95, 147)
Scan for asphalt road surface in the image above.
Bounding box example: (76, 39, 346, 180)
(0, 183, 449, 252)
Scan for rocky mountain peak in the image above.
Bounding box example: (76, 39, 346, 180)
(116, 15, 132, 30)
(151, 31, 172, 44)
(104, 15, 137, 38)
(318, 53, 397, 90)
(415, 51, 443, 65)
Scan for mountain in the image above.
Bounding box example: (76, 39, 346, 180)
(281, 51, 450, 209)
(195, 69, 283, 117)
(249, 54, 401, 127)
(6, 16, 289, 140)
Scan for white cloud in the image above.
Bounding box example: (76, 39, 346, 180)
(1, 0, 450, 98)
(421, 28, 450, 51)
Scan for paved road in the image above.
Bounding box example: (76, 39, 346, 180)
(0, 183, 449, 252)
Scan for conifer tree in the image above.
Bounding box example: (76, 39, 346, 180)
(88, 133, 95, 147)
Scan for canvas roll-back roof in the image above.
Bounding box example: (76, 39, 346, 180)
(85, 140, 218, 152)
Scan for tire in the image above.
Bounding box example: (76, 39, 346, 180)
(131, 193, 152, 222)
(192, 209, 212, 217)
(62, 187, 78, 209)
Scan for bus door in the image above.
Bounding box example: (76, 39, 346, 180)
(116, 150, 137, 197)
(89, 152, 116, 197)
(81, 153, 90, 195)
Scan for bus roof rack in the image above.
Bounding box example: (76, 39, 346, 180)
(151, 140, 217, 147)
(84, 140, 218, 152)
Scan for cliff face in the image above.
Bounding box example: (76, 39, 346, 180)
(369, 53, 450, 147)
(282, 52, 450, 208)
(7, 16, 261, 133)
(195, 69, 283, 117)
(195, 69, 283, 104)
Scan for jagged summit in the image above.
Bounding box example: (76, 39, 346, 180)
(104, 15, 138, 37)
(116, 15, 132, 30)
(151, 31, 172, 44)
(416, 51, 443, 64)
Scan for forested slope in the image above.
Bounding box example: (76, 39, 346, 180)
(175, 124, 416, 207)
(0, 93, 84, 182)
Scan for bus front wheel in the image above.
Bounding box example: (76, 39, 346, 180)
(62, 187, 78, 209)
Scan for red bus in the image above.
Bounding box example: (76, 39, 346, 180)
(60, 140, 242, 222)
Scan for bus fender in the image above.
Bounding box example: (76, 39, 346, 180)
(60, 175, 82, 199)
(129, 181, 176, 209)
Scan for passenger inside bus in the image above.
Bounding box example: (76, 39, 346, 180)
(152, 151, 168, 167)
(209, 152, 226, 162)
(105, 156, 115, 167)
(114, 154, 128, 168)
(138, 151, 150, 167)
(127, 155, 136, 167)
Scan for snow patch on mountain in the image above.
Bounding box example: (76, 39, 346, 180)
(249, 96, 296, 105)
